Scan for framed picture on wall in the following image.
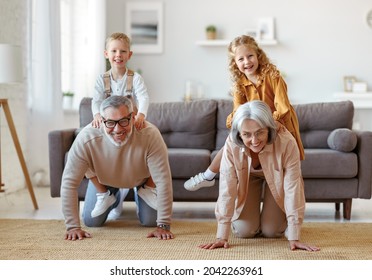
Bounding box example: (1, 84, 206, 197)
(257, 17, 275, 41)
(125, 2, 163, 54)
(343, 76, 356, 92)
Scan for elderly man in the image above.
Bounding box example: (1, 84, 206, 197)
(61, 95, 173, 241)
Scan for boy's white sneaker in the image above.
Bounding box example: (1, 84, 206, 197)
(137, 185, 157, 210)
(91, 190, 116, 218)
(107, 207, 122, 220)
(184, 172, 215, 191)
(107, 188, 129, 220)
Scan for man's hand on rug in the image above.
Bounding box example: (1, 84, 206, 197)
(147, 228, 174, 240)
(65, 228, 92, 241)
(289, 240, 320, 251)
(199, 238, 230, 249)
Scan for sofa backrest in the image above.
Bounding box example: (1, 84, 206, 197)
(294, 100, 354, 148)
(79, 97, 94, 127)
(216, 99, 233, 150)
(78, 97, 354, 150)
(79, 97, 218, 149)
(147, 99, 217, 150)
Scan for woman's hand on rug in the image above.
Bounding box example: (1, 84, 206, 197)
(147, 228, 174, 240)
(199, 239, 229, 249)
(65, 228, 92, 241)
(289, 240, 320, 251)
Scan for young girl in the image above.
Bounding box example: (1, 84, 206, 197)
(90, 32, 151, 218)
(184, 35, 304, 191)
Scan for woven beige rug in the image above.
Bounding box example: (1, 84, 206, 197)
(0, 219, 371, 260)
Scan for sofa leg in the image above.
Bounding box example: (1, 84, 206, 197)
(335, 203, 340, 212)
(343, 199, 352, 220)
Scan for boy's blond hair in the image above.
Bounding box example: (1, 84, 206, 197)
(105, 32, 131, 50)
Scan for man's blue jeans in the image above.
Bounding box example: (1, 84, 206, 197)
(82, 180, 157, 227)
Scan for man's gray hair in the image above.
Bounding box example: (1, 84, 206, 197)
(231, 100, 277, 147)
(100, 95, 133, 118)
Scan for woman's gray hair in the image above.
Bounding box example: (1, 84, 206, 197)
(231, 100, 277, 147)
(100, 95, 133, 118)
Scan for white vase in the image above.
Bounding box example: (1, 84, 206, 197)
(63, 96, 73, 109)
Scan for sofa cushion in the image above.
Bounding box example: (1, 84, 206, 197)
(301, 149, 358, 178)
(147, 100, 217, 150)
(327, 128, 357, 152)
(294, 101, 354, 148)
(168, 148, 211, 178)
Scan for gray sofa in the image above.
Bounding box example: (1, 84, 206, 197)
(48, 98, 372, 219)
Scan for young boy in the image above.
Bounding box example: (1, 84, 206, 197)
(90, 32, 150, 218)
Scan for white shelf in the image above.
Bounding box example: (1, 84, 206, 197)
(195, 39, 278, 47)
(333, 92, 372, 109)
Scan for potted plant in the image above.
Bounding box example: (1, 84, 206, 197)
(206, 25, 217, 40)
(62, 91, 74, 109)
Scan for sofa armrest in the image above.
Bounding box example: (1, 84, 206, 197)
(48, 129, 77, 197)
(355, 130, 372, 198)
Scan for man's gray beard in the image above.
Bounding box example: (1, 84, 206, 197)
(104, 128, 132, 147)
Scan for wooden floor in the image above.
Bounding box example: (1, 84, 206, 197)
(0, 186, 371, 222)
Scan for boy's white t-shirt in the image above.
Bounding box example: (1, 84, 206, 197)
(92, 69, 149, 117)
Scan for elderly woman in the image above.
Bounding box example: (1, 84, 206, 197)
(200, 100, 319, 251)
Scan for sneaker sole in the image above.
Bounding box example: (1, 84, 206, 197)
(184, 179, 215, 191)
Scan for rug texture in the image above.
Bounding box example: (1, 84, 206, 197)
(0, 219, 371, 260)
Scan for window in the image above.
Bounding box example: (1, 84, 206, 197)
(60, 0, 106, 109)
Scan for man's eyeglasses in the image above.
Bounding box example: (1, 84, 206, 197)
(240, 128, 268, 141)
(103, 113, 132, 128)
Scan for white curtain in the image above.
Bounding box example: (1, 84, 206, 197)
(28, 0, 63, 185)
(61, 0, 107, 109)
(28, 0, 106, 185)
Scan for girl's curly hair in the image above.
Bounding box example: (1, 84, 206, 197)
(228, 35, 280, 89)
